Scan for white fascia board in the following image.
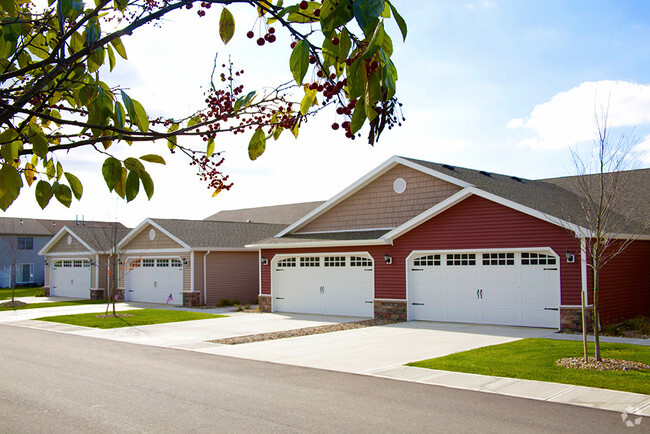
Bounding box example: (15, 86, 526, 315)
(38, 226, 95, 255)
(189, 247, 252, 252)
(117, 218, 190, 250)
(276, 156, 474, 238)
(382, 187, 591, 242)
(246, 238, 389, 250)
(121, 248, 189, 254)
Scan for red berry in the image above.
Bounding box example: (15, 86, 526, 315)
(185, 3, 192, 8)
(290, 41, 297, 49)
(314, 8, 320, 17)
(331, 37, 339, 45)
(336, 107, 344, 115)
(267, 34, 276, 43)
(299, 1, 308, 10)
(316, 70, 323, 77)
(247, 31, 254, 39)
(309, 56, 316, 64)
(257, 38, 265, 46)
(332, 122, 339, 130)
(268, 27, 275, 34)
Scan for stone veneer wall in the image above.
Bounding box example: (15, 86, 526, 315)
(374, 300, 407, 321)
(90, 289, 105, 300)
(183, 291, 201, 307)
(560, 306, 594, 332)
(259, 295, 271, 312)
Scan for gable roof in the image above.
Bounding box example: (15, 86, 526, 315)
(0, 217, 52, 236)
(39, 225, 132, 255)
(36, 219, 126, 235)
(205, 201, 325, 225)
(119, 218, 287, 250)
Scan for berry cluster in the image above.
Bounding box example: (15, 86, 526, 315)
(186, 1, 211, 16)
(188, 151, 233, 192)
(247, 27, 276, 46)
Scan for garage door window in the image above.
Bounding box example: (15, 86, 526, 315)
(446, 253, 476, 266)
(521, 252, 556, 265)
(482, 253, 514, 266)
(142, 259, 155, 267)
(324, 256, 346, 267)
(63, 260, 72, 267)
(130, 259, 141, 268)
(156, 259, 169, 267)
(350, 256, 372, 267)
(300, 257, 320, 267)
(414, 255, 441, 266)
(277, 258, 296, 268)
(171, 259, 182, 267)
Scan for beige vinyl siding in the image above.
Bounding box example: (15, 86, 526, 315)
(297, 164, 462, 233)
(49, 235, 87, 253)
(204, 251, 259, 305)
(97, 254, 108, 292)
(124, 224, 184, 250)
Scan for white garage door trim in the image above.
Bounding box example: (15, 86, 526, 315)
(50, 259, 92, 298)
(271, 252, 375, 317)
(406, 248, 560, 328)
(124, 256, 184, 305)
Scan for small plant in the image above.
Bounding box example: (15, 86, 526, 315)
(217, 298, 241, 307)
(235, 304, 244, 312)
(34, 289, 46, 297)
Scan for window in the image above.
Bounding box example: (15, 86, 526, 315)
(350, 256, 372, 267)
(171, 259, 182, 267)
(300, 257, 320, 267)
(446, 253, 476, 266)
(156, 259, 169, 267)
(130, 259, 141, 268)
(482, 253, 515, 266)
(277, 258, 296, 268)
(521, 252, 557, 266)
(17, 237, 33, 250)
(324, 256, 346, 267)
(16, 264, 34, 283)
(53, 261, 62, 267)
(414, 255, 441, 266)
(73, 260, 83, 267)
(63, 260, 72, 267)
(142, 259, 155, 267)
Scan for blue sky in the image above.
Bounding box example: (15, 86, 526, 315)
(4, 0, 650, 227)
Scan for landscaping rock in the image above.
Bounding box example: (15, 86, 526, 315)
(556, 357, 650, 371)
(0, 300, 28, 308)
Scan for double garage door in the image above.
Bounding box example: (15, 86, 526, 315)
(273, 255, 374, 317)
(51, 260, 91, 298)
(408, 250, 560, 328)
(125, 258, 183, 305)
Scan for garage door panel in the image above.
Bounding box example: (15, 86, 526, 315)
(125, 258, 183, 305)
(51, 260, 91, 298)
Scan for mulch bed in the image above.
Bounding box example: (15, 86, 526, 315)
(556, 357, 650, 371)
(0, 300, 28, 308)
(209, 318, 399, 345)
(95, 314, 134, 318)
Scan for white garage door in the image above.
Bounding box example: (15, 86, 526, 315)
(408, 251, 560, 328)
(273, 255, 374, 317)
(51, 260, 91, 298)
(125, 258, 183, 305)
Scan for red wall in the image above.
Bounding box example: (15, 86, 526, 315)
(598, 240, 650, 324)
(262, 195, 583, 304)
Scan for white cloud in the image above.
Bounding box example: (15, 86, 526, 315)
(636, 134, 650, 164)
(508, 80, 650, 150)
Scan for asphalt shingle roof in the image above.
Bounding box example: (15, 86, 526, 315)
(205, 201, 325, 225)
(63, 226, 132, 252)
(0, 217, 52, 236)
(38, 219, 126, 235)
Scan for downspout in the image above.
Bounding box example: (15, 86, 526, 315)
(203, 250, 211, 305)
(95, 253, 100, 290)
(258, 249, 262, 298)
(190, 250, 195, 293)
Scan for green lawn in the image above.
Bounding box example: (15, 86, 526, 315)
(34, 308, 227, 329)
(408, 338, 650, 395)
(0, 299, 107, 311)
(0, 286, 45, 299)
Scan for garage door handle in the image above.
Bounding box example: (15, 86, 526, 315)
(412, 302, 424, 306)
(365, 301, 373, 304)
(544, 268, 558, 271)
(544, 307, 558, 311)
(275, 297, 284, 300)
(411, 268, 423, 271)
(128, 290, 134, 292)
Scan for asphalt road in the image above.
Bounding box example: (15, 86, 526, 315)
(0, 324, 642, 433)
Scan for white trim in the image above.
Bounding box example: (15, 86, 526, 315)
(94, 253, 99, 289)
(247, 238, 389, 250)
(258, 249, 263, 297)
(120, 248, 189, 254)
(276, 156, 473, 237)
(45, 251, 93, 257)
(561, 304, 594, 308)
(203, 250, 211, 304)
(190, 250, 195, 293)
(374, 298, 407, 303)
(39, 226, 95, 255)
(117, 218, 190, 250)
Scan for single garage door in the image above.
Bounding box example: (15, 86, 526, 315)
(273, 255, 374, 317)
(408, 251, 560, 328)
(125, 258, 183, 305)
(51, 260, 91, 298)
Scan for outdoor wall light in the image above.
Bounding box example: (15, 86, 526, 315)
(90, 260, 96, 266)
(261, 257, 269, 265)
(182, 258, 189, 265)
(384, 254, 392, 265)
(44, 260, 49, 266)
(565, 251, 575, 263)
(118, 260, 123, 265)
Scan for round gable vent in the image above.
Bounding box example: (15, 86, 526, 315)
(393, 177, 407, 194)
(66, 235, 72, 245)
(149, 229, 156, 240)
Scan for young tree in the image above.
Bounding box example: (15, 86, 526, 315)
(565, 107, 648, 361)
(0, 0, 407, 210)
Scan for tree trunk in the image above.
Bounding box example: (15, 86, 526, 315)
(593, 268, 601, 361)
(581, 291, 588, 362)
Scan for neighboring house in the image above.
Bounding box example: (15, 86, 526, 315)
(39, 224, 130, 298)
(205, 201, 325, 224)
(250, 156, 649, 330)
(117, 219, 285, 306)
(0, 218, 52, 287)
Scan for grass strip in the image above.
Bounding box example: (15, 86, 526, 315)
(0, 299, 107, 311)
(408, 338, 650, 395)
(35, 308, 226, 329)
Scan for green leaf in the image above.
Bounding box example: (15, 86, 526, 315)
(139, 169, 154, 199)
(56, 161, 63, 180)
(320, 0, 354, 36)
(131, 99, 149, 132)
(0, 138, 23, 161)
(206, 138, 215, 157)
(107, 44, 116, 71)
(386, 0, 407, 41)
(0, 164, 22, 211)
(125, 170, 139, 202)
(54, 183, 72, 207)
(364, 72, 382, 121)
(0, 0, 16, 15)
(109, 37, 127, 59)
(139, 154, 166, 165)
(114, 101, 125, 130)
(353, 0, 385, 35)
(64, 172, 83, 200)
(322, 34, 338, 66)
(45, 158, 55, 179)
(361, 22, 384, 60)
(338, 30, 351, 65)
(289, 40, 310, 85)
(248, 128, 266, 161)
(233, 91, 256, 115)
(219, 7, 235, 45)
(346, 59, 365, 100)
(300, 88, 317, 115)
(350, 100, 367, 134)
(102, 157, 122, 191)
(187, 116, 201, 128)
(113, 167, 127, 199)
(114, 0, 128, 11)
(124, 157, 145, 175)
(85, 18, 100, 46)
(35, 180, 53, 209)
